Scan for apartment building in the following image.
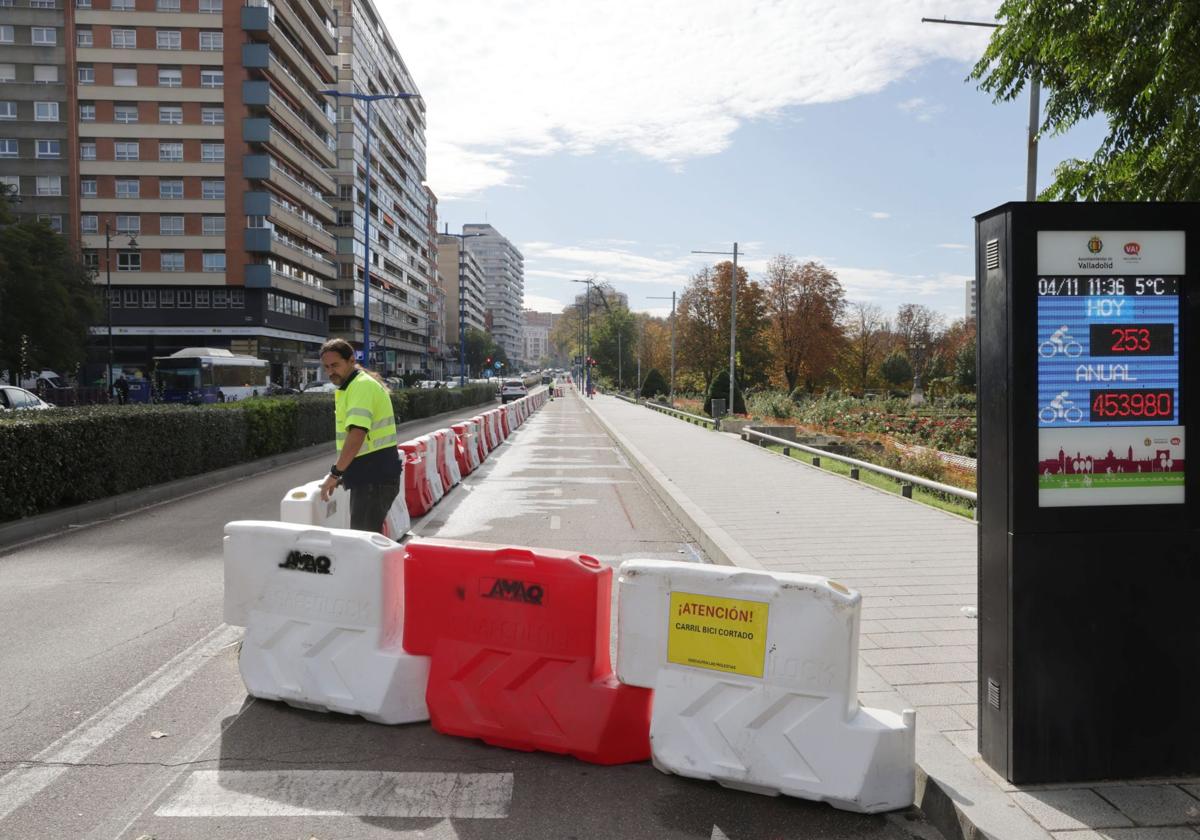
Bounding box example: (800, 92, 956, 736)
(0, 0, 70, 231)
(327, 0, 430, 376)
(462, 223, 523, 366)
(75, 0, 339, 385)
(436, 232, 487, 349)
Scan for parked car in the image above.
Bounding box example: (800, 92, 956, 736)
(303, 381, 338, 393)
(499, 379, 527, 403)
(0, 386, 54, 411)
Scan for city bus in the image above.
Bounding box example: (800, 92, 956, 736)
(153, 348, 269, 404)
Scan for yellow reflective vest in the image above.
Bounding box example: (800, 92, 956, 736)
(334, 369, 398, 459)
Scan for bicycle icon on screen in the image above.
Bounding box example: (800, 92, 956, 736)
(1038, 325, 1083, 358)
(1039, 391, 1084, 424)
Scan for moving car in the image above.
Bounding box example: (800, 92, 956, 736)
(499, 379, 527, 403)
(0, 386, 54, 411)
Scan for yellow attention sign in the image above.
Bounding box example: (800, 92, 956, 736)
(667, 591, 769, 678)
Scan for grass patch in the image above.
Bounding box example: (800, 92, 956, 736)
(763, 443, 976, 520)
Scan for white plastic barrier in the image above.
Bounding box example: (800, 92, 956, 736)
(420, 433, 446, 502)
(223, 521, 430, 724)
(439, 427, 462, 485)
(616, 559, 915, 814)
(280, 480, 350, 530)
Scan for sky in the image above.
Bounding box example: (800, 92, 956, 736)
(378, 0, 1108, 322)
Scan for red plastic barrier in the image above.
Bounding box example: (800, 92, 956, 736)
(451, 423, 476, 475)
(398, 440, 435, 517)
(402, 539, 652, 765)
(432, 429, 455, 489)
(479, 413, 496, 452)
(499, 407, 511, 437)
(471, 416, 489, 460)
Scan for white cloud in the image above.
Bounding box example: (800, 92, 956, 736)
(897, 96, 946, 122)
(522, 242, 698, 289)
(380, 1, 997, 197)
(937, 243, 969, 250)
(523, 293, 570, 313)
(870, 211, 891, 220)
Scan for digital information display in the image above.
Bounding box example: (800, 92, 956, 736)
(1036, 230, 1186, 507)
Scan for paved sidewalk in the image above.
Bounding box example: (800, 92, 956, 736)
(584, 392, 1200, 840)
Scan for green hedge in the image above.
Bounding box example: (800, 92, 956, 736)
(0, 383, 497, 522)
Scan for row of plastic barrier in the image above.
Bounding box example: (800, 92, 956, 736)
(225, 516, 916, 813)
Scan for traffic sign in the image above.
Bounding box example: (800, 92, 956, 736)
(483, 370, 493, 379)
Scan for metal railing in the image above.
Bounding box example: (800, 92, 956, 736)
(741, 427, 977, 505)
(645, 401, 716, 428)
(613, 393, 638, 405)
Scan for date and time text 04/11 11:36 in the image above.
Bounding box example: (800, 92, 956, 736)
(1038, 277, 1181, 296)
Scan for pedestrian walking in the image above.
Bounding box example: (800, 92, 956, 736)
(317, 338, 402, 533)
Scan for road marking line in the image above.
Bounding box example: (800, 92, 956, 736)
(550, 516, 561, 530)
(0, 623, 242, 823)
(155, 770, 514, 818)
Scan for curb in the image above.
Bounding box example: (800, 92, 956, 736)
(0, 399, 500, 555)
(582, 393, 1050, 840)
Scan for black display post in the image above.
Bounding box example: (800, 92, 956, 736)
(977, 202, 1200, 784)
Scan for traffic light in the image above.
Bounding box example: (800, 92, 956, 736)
(485, 356, 492, 365)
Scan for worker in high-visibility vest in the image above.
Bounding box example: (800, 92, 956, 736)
(318, 338, 401, 533)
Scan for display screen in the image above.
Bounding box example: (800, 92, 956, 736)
(1035, 230, 1186, 507)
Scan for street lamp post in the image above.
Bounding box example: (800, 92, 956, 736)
(104, 221, 138, 397)
(442, 224, 484, 385)
(692, 243, 741, 415)
(320, 88, 421, 368)
(570, 277, 597, 394)
(646, 291, 676, 402)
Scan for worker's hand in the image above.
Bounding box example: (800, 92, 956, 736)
(319, 473, 340, 501)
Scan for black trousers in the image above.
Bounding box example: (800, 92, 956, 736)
(349, 480, 401, 534)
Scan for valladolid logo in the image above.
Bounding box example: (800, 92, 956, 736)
(1078, 235, 1113, 270)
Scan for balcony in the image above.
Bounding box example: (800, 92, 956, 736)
(245, 226, 337, 281)
(245, 262, 335, 303)
(242, 117, 335, 189)
(242, 80, 334, 168)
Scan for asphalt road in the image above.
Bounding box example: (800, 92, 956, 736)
(0, 390, 941, 840)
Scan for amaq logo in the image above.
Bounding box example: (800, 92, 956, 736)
(1124, 242, 1141, 255)
(479, 577, 545, 605)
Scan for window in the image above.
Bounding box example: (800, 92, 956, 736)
(34, 101, 58, 121)
(200, 142, 223, 162)
(231, 288, 245, 308)
(76, 29, 93, 48)
(155, 30, 181, 50)
(200, 70, 223, 88)
(113, 67, 137, 86)
(159, 215, 183, 235)
(202, 252, 225, 272)
(0, 139, 17, 158)
(114, 141, 139, 161)
(158, 141, 182, 161)
(31, 0, 55, 8)
(36, 139, 60, 158)
(117, 252, 141, 271)
(78, 65, 94, 85)
(177, 289, 192, 307)
(141, 289, 155, 307)
(198, 0, 221, 12)
(114, 104, 138, 123)
(115, 215, 139, 234)
(0, 27, 13, 44)
(159, 179, 183, 199)
(199, 31, 222, 50)
(200, 106, 223, 125)
(34, 65, 57, 84)
(158, 105, 181, 124)
(160, 288, 176, 305)
(36, 176, 62, 196)
(81, 215, 98, 234)
(32, 28, 56, 46)
(156, 0, 180, 10)
(80, 141, 96, 159)
(0, 101, 13, 120)
(157, 67, 181, 87)
(201, 179, 224, 199)
(123, 289, 138, 307)
(0, 175, 19, 195)
(195, 289, 210, 306)
(76, 0, 91, 7)
(0, 65, 14, 83)
(213, 289, 229, 308)
(79, 103, 95, 121)
(115, 178, 139, 198)
(112, 0, 134, 9)
(80, 178, 97, 197)
(111, 29, 136, 49)
(39, 215, 64, 233)
(202, 215, 224, 235)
